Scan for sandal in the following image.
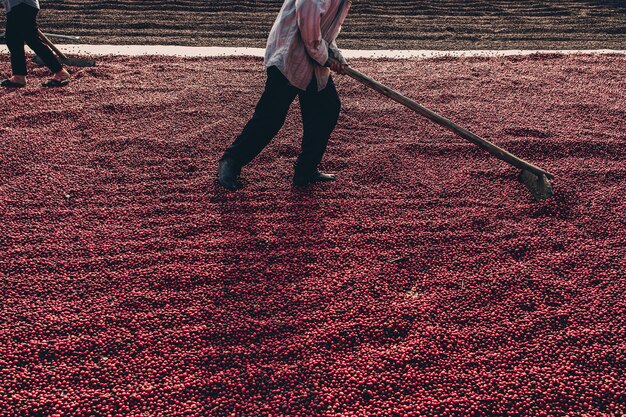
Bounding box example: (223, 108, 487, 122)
(1, 79, 26, 88)
(42, 79, 70, 88)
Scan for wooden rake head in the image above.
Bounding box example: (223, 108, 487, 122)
(519, 171, 553, 201)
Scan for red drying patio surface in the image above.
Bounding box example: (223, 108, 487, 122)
(0, 54, 625, 416)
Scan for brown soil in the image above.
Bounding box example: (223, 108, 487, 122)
(6, 1, 626, 49)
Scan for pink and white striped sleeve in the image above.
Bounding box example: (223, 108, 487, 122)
(295, 0, 329, 66)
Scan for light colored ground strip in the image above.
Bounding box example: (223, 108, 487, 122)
(0, 45, 625, 58)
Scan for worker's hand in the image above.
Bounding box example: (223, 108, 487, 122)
(327, 44, 348, 75)
(327, 57, 348, 75)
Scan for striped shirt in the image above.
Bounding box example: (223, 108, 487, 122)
(265, 0, 351, 91)
(3, 0, 39, 13)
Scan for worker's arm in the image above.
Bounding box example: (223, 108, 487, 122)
(327, 41, 348, 74)
(295, 0, 329, 66)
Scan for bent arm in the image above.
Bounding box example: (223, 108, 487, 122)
(295, 0, 329, 66)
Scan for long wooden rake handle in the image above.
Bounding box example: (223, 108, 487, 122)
(37, 29, 68, 60)
(343, 65, 555, 181)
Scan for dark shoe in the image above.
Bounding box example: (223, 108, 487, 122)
(42, 78, 70, 88)
(217, 158, 243, 191)
(1, 79, 26, 88)
(293, 169, 336, 186)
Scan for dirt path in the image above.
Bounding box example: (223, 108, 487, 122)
(9, 0, 626, 49)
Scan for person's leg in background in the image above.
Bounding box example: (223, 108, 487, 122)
(2, 4, 29, 87)
(1, 4, 70, 88)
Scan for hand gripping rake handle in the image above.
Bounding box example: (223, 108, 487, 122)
(342, 64, 555, 199)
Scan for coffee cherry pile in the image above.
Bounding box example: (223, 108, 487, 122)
(0, 53, 624, 416)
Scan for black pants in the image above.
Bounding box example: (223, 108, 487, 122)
(5, 3, 63, 75)
(222, 66, 341, 173)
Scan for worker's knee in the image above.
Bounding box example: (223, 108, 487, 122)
(4, 34, 24, 50)
(252, 108, 289, 136)
(325, 95, 341, 128)
(331, 95, 341, 120)
(22, 30, 41, 45)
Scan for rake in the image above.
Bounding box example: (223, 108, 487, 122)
(340, 63, 554, 200)
(32, 29, 96, 67)
(0, 31, 80, 41)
